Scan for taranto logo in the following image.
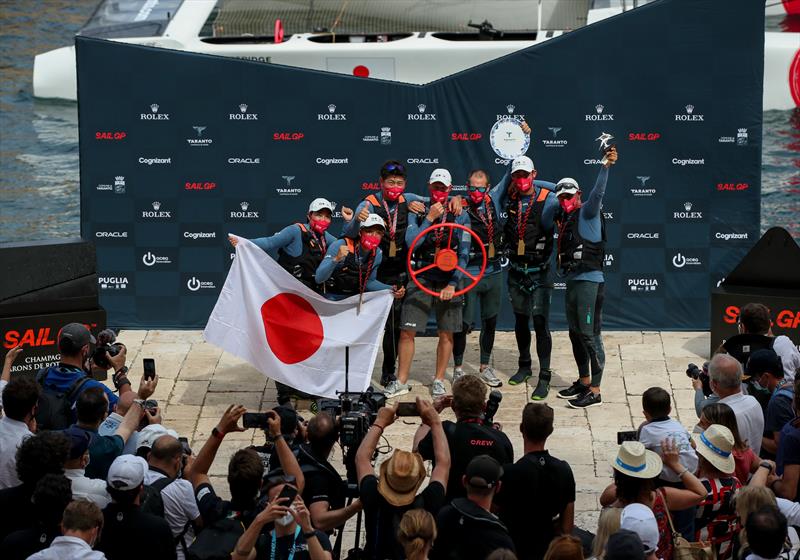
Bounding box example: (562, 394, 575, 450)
(630, 176, 656, 197)
(185, 181, 217, 191)
(408, 104, 437, 121)
(364, 127, 392, 144)
(718, 128, 749, 145)
(230, 103, 258, 120)
(96, 131, 126, 140)
(274, 132, 304, 141)
(318, 104, 346, 121)
(675, 104, 704, 122)
(628, 132, 660, 141)
(141, 103, 169, 120)
(716, 182, 750, 192)
(276, 176, 301, 196)
(186, 126, 212, 147)
(585, 104, 614, 121)
(99, 276, 129, 290)
(97, 176, 126, 194)
(542, 127, 568, 148)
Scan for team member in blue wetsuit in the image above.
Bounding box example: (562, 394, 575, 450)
(500, 154, 560, 401)
(555, 147, 618, 409)
(386, 169, 472, 399)
(315, 213, 406, 302)
(451, 169, 504, 388)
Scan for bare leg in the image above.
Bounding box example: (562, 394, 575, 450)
(396, 329, 416, 385)
(435, 331, 454, 381)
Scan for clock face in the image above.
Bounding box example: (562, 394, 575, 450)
(490, 118, 530, 159)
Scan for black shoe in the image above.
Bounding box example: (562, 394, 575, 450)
(568, 391, 602, 409)
(557, 380, 590, 400)
(380, 373, 396, 387)
(509, 367, 532, 386)
(531, 379, 550, 400)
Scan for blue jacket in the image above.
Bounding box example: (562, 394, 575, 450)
(41, 365, 118, 414)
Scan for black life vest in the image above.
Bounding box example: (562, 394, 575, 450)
(503, 188, 554, 267)
(276, 223, 326, 292)
(555, 207, 605, 275)
(464, 196, 502, 267)
(326, 238, 376, 296)
(412, 210, 459, 284)
(365, 193, 409, 280)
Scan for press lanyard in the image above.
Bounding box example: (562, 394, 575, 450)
(270, 525, 301, 560)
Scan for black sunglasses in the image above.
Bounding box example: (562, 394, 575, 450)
(383, 163, 405, 173)
(468, 185, 489, 192)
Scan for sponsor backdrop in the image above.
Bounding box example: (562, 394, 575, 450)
(77, 0, 763, 330)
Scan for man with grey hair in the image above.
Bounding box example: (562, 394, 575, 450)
(706, 353, 765, 456)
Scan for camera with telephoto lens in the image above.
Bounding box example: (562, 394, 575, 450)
(318, 387, 386, 450)
(91, 329, 125, 370)
(483, 390, 502, 426)
(686, 361, 712, 397)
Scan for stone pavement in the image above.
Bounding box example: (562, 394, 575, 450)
(113, 328, 710, 543)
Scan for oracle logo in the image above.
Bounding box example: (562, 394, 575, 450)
(95, 231, 128, 238)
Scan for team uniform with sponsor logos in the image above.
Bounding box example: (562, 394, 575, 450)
(343, 192, 425, 385)
(315, 237, 391, 301)
(555, 166, 609, 408)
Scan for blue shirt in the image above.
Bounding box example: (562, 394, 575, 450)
(251, 222, 337, 260)
(563, 166, 608, 283)
(493, 166, 559, 231)
(342, 192, 426, 239)
(405, 205, 472, 286)
(463, 197, 504, 278)
(315, 239, 391, 300)
(42, 365, 118, 414)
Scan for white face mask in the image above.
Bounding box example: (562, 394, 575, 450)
(276, 511, 294, 527)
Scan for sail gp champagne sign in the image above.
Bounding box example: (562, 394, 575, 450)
(490, 115, 530, 160)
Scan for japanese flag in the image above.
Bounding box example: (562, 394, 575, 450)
(204, 237, 393, 398)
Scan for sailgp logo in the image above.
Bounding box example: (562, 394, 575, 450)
(141, 103, 169, 120)
(408, 104, 436, 121)
(585, 104, 614, 121)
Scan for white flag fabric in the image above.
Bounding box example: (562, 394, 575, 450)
(204, 237, 394, 398)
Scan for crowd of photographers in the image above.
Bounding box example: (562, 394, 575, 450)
(0, 307, 799, 560)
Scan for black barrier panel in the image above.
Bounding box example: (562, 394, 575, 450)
(76, 0, 764, 329)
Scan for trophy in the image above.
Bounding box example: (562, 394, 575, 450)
(596, 132, 615, 165)
(490, 115, 530, 160)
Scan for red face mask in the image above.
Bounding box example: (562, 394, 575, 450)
(310, 218, 330, 234)
(430, 189, 449, 204)
(468, 188, 486, 205)
(360, 233, 381, 251)
(384, 186, 404, 201)
(559, 197, 580, 214)
(513, 176, 534, 193)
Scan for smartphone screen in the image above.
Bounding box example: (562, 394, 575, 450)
(277, 484, 298, 505)
(396, 402, 419, 417)
(143, 358, 156, 380)
(242, 412, 270, 430)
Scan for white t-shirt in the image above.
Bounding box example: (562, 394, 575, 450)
(719, 392, 765, 456)
(65, 468, 111, 509)
(0, 416, 32, 489)
(144, 469, 200, 560)
(773, 335, 800, 382)
(638, 418, 699, 482)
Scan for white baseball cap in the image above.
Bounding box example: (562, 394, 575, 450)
(511, 156, 535, 174)
(621, 503, 660, 553)
(428, 168, 452, 186)
(308, 198, 335, 213)
(107, 454, 148, 491)
(137, 424, 179, 451)
(555, 177, 580, 196)
(361, 213, 386, 230)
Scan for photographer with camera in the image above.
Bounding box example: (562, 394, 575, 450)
(296, 412, 362, 532)
(37, 324, 131, 430)
(413, 375, 513, 501)
(356, 397, 451, 560)
(248, 405, 303, 473)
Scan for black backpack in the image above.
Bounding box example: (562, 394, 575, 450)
(186, 511, 246, 560)
(141, 476, 193, 553)
(35, 367, 91, 431)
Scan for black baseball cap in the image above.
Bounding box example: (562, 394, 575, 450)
(465, 455, 504, 489)
(746, 349, 784, 379)
(63, 426, 93, 460)
(58, 323, 96, 352)
(606, 530, 646, 560)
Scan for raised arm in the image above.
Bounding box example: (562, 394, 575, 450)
(266, 410, 305, 493)
(191, 405, 247, 489)
(251, 223, 300, 253)
(342, 200, 370, 238)
(580, 166, 609, 220)
(418, 397, 450, 488)
(315, 239, 347, 284)
(660, 438, 707, 509)
(356, 405, 396, 483)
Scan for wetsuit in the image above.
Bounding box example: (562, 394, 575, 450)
(315, 238, 391, 301)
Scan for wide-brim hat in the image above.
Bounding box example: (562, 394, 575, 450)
(378, 450, 426, 507)
(692, 424, 735, 474)
(610, 441, 663, 479)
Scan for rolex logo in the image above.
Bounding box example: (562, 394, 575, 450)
(596, 104, 604, 114)
(506, 104, 515, 113)
(150, 104, 159, 112)
(685, 104, 694, 114)
(152, 201, 161, 210)
(418, 104, 426, 113)
(328, 104, 336, 113)
(239, 103, 247, 112)
(684, 201, 692, 211)
(240, 201, 249, 210)
(636, 176, 651, 187)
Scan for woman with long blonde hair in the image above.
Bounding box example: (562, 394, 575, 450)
(398, 509, 437, 560)
(590, 508, 622, 560)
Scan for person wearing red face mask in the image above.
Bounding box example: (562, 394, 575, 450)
(315, 214, 406, 302)
(450, 169, 504, 388)
(342, 161, 428, 387)
(554, 146, 618, 409)
(385, 169, 472, 399)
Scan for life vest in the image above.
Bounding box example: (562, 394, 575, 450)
(555, 207, 605, 275)
(412, 210, 459, 284)
(276, 223, 326, 292)
(503, 188, 553, 267)
(464, 196, 502, 267)
(326, 238, 375, 296)
(365, 193, 409, 280)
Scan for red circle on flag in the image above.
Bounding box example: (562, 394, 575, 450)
(353, 65, 369, 77)
(261, 293, 324, 364)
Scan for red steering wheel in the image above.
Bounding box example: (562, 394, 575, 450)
(407, 222, 486, 297)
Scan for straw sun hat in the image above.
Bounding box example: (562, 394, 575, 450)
(611, 441, 663, 479)
(691, 424, 736, 474)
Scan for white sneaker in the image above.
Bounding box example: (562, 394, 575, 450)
(384, 380, 410, 399)
(452, 367, 465, 382)
(480, 367, 502, 388)
(431, 379, 447, 397)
